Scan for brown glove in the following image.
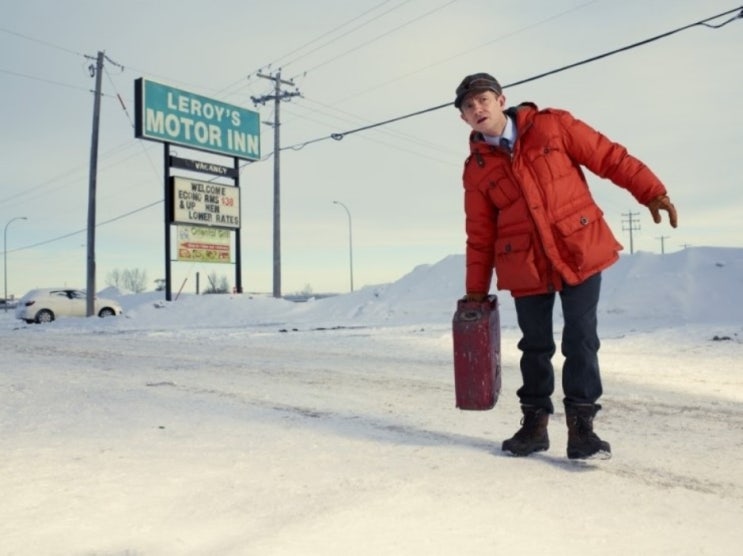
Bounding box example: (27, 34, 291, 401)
(648, 195, 678, 228)
(464, 293, 487, 302)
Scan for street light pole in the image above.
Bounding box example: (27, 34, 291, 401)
(4, 216, 28, 312)
(332, 201, 354, 292)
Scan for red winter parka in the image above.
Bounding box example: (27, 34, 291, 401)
(463, 103, 667, 298)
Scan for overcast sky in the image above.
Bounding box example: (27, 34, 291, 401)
(2, 0, 741, 296)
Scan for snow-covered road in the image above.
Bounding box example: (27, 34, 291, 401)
(3, 317, 741, 555)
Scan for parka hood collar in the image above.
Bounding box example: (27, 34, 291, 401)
(468, 102, 538, 152)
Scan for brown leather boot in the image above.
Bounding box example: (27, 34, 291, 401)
(502, 405, 550, 456)
(565, 403, 611, 460)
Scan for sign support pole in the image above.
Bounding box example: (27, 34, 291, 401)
(233, 156, 242, 294)
(164, 143, 173, 301)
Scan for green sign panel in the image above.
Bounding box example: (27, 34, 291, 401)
(134, 78, 261, 160)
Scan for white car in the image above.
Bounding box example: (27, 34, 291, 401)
(15, 288, 123, 324)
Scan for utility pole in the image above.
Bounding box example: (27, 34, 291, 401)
(85, 51, 104, 317)
(251, 70, 301, 298)
(621, 211, 641, 255)
(656, 235, 669, 254)
(85, 51, 123, 315)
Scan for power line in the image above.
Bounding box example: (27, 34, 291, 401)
(1, 0, 599, 177)
(7, 6, 741, 255)
(287, 0, 459, 79)
(279, 0, 409, 71)
(0, 66, 97, 93)
(264, 0, 600, 161)
(102, 64, 164, 187)
(0, 26, 83, 56)
(216, 1, 412, 101)
(284, 97, 457, 161)
(0, 141, 156, 212)
(1, 200, 162, 255)
(2, 0, 588, 199)
(324, 0, 600, 106)
(284, 6, 742, 146)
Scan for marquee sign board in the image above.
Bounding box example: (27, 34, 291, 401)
(135, 78, 261, 160)
(171, 177, 240, 229)
(177, 226, 231, 264)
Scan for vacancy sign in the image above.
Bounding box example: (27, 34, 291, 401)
(134, 78, 261, 160)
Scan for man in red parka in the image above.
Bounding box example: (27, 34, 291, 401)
(456, 72, 678, 460)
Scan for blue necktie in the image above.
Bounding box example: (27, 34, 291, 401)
(499, 137, 511, 152)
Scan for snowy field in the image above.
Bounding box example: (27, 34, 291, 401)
(2, 247, 742, 555)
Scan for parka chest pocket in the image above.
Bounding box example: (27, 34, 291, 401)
(485, 175, 522, 210)
(524, 141, 572, 183)
(464, 151, 523, 209)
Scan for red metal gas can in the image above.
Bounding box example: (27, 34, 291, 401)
(452, 295, 501, 410)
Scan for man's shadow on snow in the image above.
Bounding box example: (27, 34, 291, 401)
(267, 401, 599, 472)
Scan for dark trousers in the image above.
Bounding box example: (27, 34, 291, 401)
(513, 272, 603, 414)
